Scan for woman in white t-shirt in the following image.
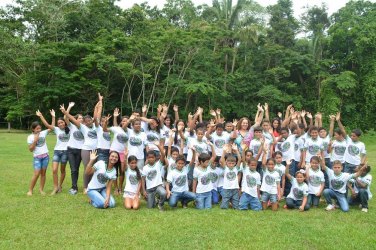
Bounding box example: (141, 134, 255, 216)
(36, 109, 70, 195)
(27, 120, 52, 196)
(86, 150, 119, 209)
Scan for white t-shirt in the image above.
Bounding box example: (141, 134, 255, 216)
(142, 160, 164, 189)
(193, 166, 214, 193)
(275, 163, 286, 180)
(161, 125, 171, 147)
(241, 167, 261, 198)
(279, 135, 295, 161)
(344, 136, 366, 165)
(161, 156, 177, 180)
(184, 130, 196, 154)
(167, 165, 190, 193)
(260, 168, 280, 194)
(80, 124, 98, 150)
(145, 129, 163, 152)
(127, 129, 147, 160)
(223, 166, 240, 189)
(320, 135, 331, 158)
(96, 126, 111, 150)
(187, 138, 208, 162)
(67, 123, 84, 149)
(210, 167, 220, 190)
(124, 168, 140, 193)
(307, 168, 325, 194)
(294, 136, 305, 162)
(210, 132, 230, 156)
(216, 167, 224, 188)
(327, 168, 355, 194)
(109, 126, 128, 153)
(87, 160, 117, 190)
(27, 130, 49, 156)
(249, 138, 262, 160)
(330, 139, 347, 163)
(349, 174, 372, 200)
(304, 137, 323, 163)
(287, 178, 309, 200)
(53, 127, 69, 150)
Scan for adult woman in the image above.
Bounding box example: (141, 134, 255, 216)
(86, 150, 119, 209)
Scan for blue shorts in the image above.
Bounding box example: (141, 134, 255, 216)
(53, 150, 68, 164)
(261, 192, 277, 203)
(33, 155, 49, 170)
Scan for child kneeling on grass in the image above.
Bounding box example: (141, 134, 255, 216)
(239, 157, 262, 211)
(123, 152, 142, 210)
(219, 145, 242, 209)
(284, 159, 309, 211)
(166, 150, 196, 208)
(348, 165, 372, 213)
(321, 159, 367, 212)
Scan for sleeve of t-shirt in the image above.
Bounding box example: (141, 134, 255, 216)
(320, 173, 325, 183)
(80, 124, 88, 134)
(54, 127, 59, 135)
(361, 143, 366, 155)
(256, 174, 261, 186)
(303, 140, 308, 150)
(141, 168, 146, 177)
(110, 169, 117, 180)
(93, 161, 101, 171)
(27, 134, 34, 145)
(326, 168, 334, 177)
(303, 185, 309, 196)
(193, 168, 198, 180)
(166, 171, 173, 183)
(41, 130, 49, 137)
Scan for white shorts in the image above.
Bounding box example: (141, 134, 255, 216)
(123, 191, 137, 199)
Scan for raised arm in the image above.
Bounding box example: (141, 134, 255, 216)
(306, 112, 313, 127)
(63, 102, 75, 126)
(35, 110, 54, 131)
(336, 112, 347, 137)
(85, 150, 98, 175)
(264, 103, 270, 122)
(94, 93, 103, 127)
(284, 159, 293, 181)
(173, 105, 179, 126)
(301, 110, 307, 129)
(60, 105, 81, 128)
(329, 115, 335, 137)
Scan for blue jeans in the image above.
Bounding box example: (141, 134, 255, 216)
(261, 192, 277, 203)
(283, 160, 296, 196)
(221, 189, 239, 209)
(53, 150, 68, 164)
(211, 189, 219, 204)
(323, 188, 349, 212)
(307, 194, 320, 207)
(196, 191, 212, 209)
(348, 189, 369, 209)
(87, 188, 115, 209)
(146, 185, 166, 208)
(97, 148, 110, 163)
(239, 192, 262, 211)
(217, 187, 223, 197)
(343, 162, 357, 174)
(286, 197, 309, 210)
(169, 191, 196, 207)
(33, 155, 49, 170)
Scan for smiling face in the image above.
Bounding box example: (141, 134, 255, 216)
(310, 129, 318, 139)
(121, 117, 128, 128)
(334, 131, 344, 141)
(133, 120, 141, 132)
(267, 159, 275, 171)
(129, 159, 138, 170)
(109, 152, 119, 165)
(272, 120, 279, 129)
(262, 121, 270, 132)
(196, 130, 204, 140)
(248, 160, 257, 171)
(147, 154, 156, 165)
(76, 115, 83, 123)
(350, 132, 359, 142)
(274, 154, 282, 164)
(245, 152, 253, 161)
(165, 118, 171, 127)
(281, 129, 289, 139)
(333, 162, 343, 175)
(57, 119, 66, 130)
(254, 130, 262, 139)
(310, 158, 319, 170)
(296, 172, 305, 183)
(216, 127, 223, 136)
(84, 117, 93, 128)
(176, 159, 185, 170)
(319, 129, 327, 138)
(225, 123, 234, 132)
(226, 159, 236, 168)
(241, 119, 249, 130)
(171, 151, 179, 160)
(149, 119, 158, 130)
(32, 125, 42, 134)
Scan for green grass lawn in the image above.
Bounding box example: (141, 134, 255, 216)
(0, 132, 375, 249)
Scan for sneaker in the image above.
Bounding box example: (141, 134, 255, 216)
(325, 204, 335, 211)
(361, 208, 368, 213)
(69, 188, 78, 195)
(158, 204, 164, 212)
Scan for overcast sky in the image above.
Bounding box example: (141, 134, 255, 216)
(0, 0, 355, 19)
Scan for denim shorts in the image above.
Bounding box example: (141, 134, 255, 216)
(53, 150, 68, 164)
(33, 154, 49, 170)
(261, 192, 277, 203)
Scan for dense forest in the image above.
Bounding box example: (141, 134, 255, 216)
(0, 0, 375, 130)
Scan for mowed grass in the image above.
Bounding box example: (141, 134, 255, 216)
(0, 132, 375, 249)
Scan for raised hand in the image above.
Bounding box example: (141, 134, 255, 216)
(264, 103, 269, 111)
(306, 112, 313, 119)
(232, 119, 238, 128)
(157, 104, 163, 113)
(257, 103, 263, 112)
(162, 103, 168, 112)
(216, 108, 221, 115)
(231, 144, 238, 153)
(285, 159, 292, 166)
(335, 112, 341, 121)
(59, 104, 66, 113)
(50, 109, 55, 117)
(209, 109, 217, 117)
(173, 105, 178, 112)
(188, 112, 193, 120)
(105, 114, 112, 122)
(35, 110, 42, 117)
(301, 110, 306, 117)
(89, 150, 98, 161)
(142, 104, 147, 114)
(98, 92, 103, 101)
(329, 115, 335, 121)
(277, 112, 282, 118)
(68, 102, 75, 109)
(113, 108, 119, 117)
(197, 107, 203, 115)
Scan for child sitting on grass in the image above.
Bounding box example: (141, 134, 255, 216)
(348, 165, 372, 213)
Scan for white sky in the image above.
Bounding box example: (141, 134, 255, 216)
(0, 0, 354, 19)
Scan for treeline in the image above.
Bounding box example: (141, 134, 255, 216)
(0, 0, 376, 130)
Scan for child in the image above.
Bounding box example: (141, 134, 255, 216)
(261, 144, 282, 211)
(86, 150, 118, 209)
(305, 156, 325, 208)
(348, 165, 372, 212)
(273, 152, 286, 198)
(166, 150, 196, 208)
(250, 126, 272, 175)
(322, 159, 367, 212)
(301, 126, 324, 169)
(123, 153, 142, 210)
(239, 157, 262, 211)
(27, 121, 51, 196)
(141, 143, 167, 211)
(284, 159, 309, 211)
(192, 142, 216, 209)
(219, 145, 242, 209)
(206, 123, 230, 158)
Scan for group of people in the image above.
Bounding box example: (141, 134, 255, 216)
(27, 94, 372, 212)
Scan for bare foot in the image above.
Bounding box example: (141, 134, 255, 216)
(27, 191, 33, 196)
(50, 189, 58, 195)
(83, 188, 87, 195)
(40, 190, 46, 196)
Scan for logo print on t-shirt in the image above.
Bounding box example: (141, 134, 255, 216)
(309, 175, 322, 187)
(147, 169, 157, 181)
(209, 172, 218, 183)
(322, 142, 329, 151)
(308, 145, 320, 155)
(87, 130, 97, 139)
(58, 133, 70, 142)
(334, 146, 346, 156)
(294, 143, 299, 151)
(169, 163, 176, 171)
(215, 139, 225, 149)
(147, 134, 158, 142)
(265, 175, 275, 185)
(348, 145, 360, 156)
(195, 145, 204, 154)
(36, 137, 46, 147)
(73, 131, 84, 141)
(175, 175, 186, 187)
(331, 179, 345, 190)
(293, 187, 303, 199)
(226, 171, 236, 181)
(246, 175, 257, 187)
(281, 142, 290, 152)
(201, 174, 210, 185)
(97, 173, 108, 184)
(129, 174, 139, 185)
(117, 134, 128, 144)
(103, 132, 111, 142)
(129, 137, 142, 146)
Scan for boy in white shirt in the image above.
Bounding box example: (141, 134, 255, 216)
(348, 165, 372, 213)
